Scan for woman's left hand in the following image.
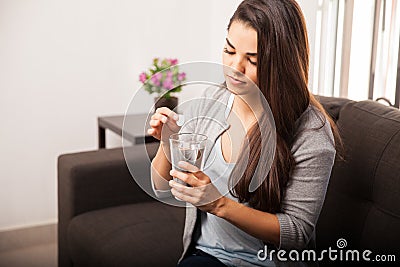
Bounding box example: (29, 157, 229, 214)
(169, 161, 225, 215)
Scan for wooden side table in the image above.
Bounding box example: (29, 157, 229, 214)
(98, 114, 158, 148)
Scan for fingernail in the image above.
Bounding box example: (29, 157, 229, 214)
(162, 117, 167, 123)
(169, 170, 174, 175)
(173, 114, 179, 120)
(178, 161, 186, 167)
(177, 115, 185, 126)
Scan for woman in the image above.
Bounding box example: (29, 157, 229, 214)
(148, 0, 339, 266)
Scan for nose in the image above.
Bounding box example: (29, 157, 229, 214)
(230, 56, 245, 74)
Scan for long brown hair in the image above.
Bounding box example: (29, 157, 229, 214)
(228, 0, 341, 213)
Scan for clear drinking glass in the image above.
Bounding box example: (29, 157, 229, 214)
(169, 133, 207, 199)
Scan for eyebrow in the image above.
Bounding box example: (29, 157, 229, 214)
(226, 38, 257, 56)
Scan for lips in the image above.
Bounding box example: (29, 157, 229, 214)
(227, 75, 246, 85)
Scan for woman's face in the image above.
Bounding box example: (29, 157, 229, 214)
(223, 20, 258, 92)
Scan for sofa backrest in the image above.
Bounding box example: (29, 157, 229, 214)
(317, 98, 400, 258)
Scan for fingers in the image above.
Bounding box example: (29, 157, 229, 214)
(147, 107, 181, 138)
(151, 112, 168, 124)
(169, 169, 200, 187)
(154, 108, 181, 132)
(147, 128, 157, 135)
(147, 118, 161, 139)
(169, 179, 221, 207)
(177, 161, 199, 172)
(170, 187, 197, 203)
(169, 180, 194, 202)
(150, 113, 180, 130)
(149, 107, 178, 126)
(177, 161, 209, 181)
(169, 163, 210, 189)
(155, 107, 179, 121)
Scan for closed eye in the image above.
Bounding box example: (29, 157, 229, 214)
(224, 47, 257, 66)
(248, 58, 257, 66)
(223, 48, 235, 55)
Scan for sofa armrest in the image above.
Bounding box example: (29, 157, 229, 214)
(58, 143, 159, 267)
(58, 143, 159, 215)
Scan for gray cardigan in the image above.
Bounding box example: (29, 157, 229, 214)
(153, 86, 336, 266)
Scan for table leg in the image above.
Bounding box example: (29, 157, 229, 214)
(98, 126, 106, 148)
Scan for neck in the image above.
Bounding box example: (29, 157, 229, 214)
(231, 95, 262, 130)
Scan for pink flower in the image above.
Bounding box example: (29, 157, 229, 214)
(163, 76, 174, 90)
(170, 58, 178, 65)
(151, 72, 162, 86)
(178, 72, 186, 81)
(139, 72, 147, 83)
(139, 57, 184, 95)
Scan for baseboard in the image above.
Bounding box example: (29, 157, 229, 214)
(0, 223, 57, 252)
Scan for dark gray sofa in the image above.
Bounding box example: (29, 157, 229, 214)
(58, 96, 400, 267)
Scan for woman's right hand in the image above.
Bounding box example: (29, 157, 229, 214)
(147, 107, 181, 143)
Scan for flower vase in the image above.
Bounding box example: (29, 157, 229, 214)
(154, 96, 178, 111)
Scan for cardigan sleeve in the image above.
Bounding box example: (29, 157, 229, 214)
(276, 109, 336, 250)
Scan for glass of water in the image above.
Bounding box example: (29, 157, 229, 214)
(169, 133, 207, 196)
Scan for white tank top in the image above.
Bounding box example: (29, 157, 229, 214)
(195, 92, 275, 267)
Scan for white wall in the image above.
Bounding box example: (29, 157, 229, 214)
(0, 0, 316, 230)
(296, 0, 319, 92)
(0, 0, 242, 230)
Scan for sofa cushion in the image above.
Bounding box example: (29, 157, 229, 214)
(67, 201, 185, 267)
(316, 95, 353, 122)
(317, 100, 400, 257)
